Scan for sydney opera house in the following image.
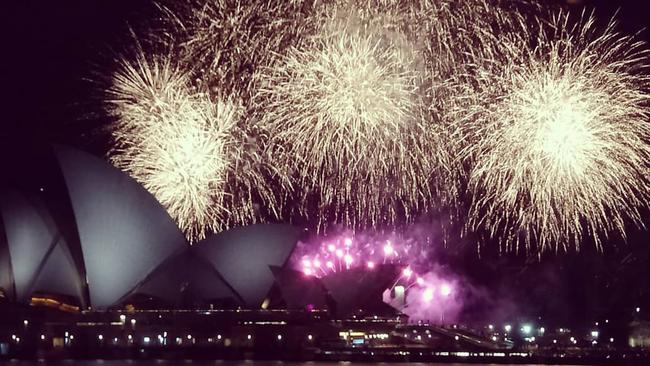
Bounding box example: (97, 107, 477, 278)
(0, 145, 435, 360)
(1, 147, 646, 364)
(0, 145, 404, 313)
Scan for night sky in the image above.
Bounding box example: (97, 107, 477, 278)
(1, 0, 649, 334)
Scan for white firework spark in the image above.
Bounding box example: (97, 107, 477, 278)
(106, 47, 281, 241)
(255, 1, 450, 229)
(159, 0, 315, 99)
(454, 11, 650, 252)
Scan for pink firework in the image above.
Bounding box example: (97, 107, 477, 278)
(291, 231, 428, 278)
(291, 230, 463, 323)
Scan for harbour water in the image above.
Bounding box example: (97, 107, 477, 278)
(0, 361, 585, 366)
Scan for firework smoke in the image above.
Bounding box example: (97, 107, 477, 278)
(255, 1, 452, 230)
(454, 12, 650, 252)
(106, 47, 282, 241)
(399, 271, 461, 323)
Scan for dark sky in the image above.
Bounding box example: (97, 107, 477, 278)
(0, 0, 648, 145)
(0, 0, 649, 330)
(1, 0, 650, 145)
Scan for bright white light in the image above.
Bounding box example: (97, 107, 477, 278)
(402, 267, 413, 278)
(303, 268, 313, 276)
(119, 314, 126, 322)
(98, 335, 103, 341)
(40, 335, 45, 340)
(131, 319, 136, 326)
(344, 254, 353, 265)
(344, 238, 352, 247)
(217, 334, 222, 340)
(539, 327, 545, 334)
(422, 288, 434, 303)
(277, 334, 282, 340)
(144, 337, 151, 343)
(454, 335, 459, 341)
(521, 324, 532, 335)
(313, 259, 321, 267)
(492, 336, 498, 341)
(610, 337, 614, 343)
(187, 335, 192, 340)
(327, 244, 336, 252)
(302, 259, 312, 267)
(440, 283, 452, 297)
(488, 324, 494, 330)
(591, 330, 599, 338)
(326, 261, 334, 268)
(247, 334, 252, 340)
(23, 320, 28, 326)
(504, 325, 512, 332)
(416, 277, 424, 285)
(307, 334, 313, 341)
(636, 307, 641, 313)
(383, 244, 393, 256)
(367, 261, 375, 269)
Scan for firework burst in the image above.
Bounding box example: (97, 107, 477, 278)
(292, 230, 461, 323)
(106, 47, 282, 241)
(292, 231, 430, 277)
(455, 12, 650, 252)
(255, 1, 451, 229)
(159, 0, 315, 100)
